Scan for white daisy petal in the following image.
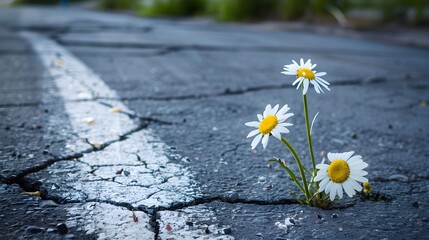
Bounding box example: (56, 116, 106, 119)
(300, 58, 304, 66)
(271, 104, 279, 115)
(278, 113, 294, 122)
(271, 128, 281, 140)
(245, 121, 260, 127)
(316, 79, 330, 91)
(350, 174, 368, 183)
(263, 104, 272, 118)
(316, 77, 330, 85)
(351, 170, 368, 176)
(311, 80, 321, 94)
(347, 155, 363, 164)
(303, 79, 309, 95)
(341, 151, 355, 161)
(343, 180, 356, 197)
(292, 60, 299, 66)
(315, 72, 326, 77)
(349, 162, 368, 170)
(295, 78, 304, 89)
(319, 177, 330, 190)
(311, 63, 317, 69)
(329, 185, 337, 201)
(348, 179, 363, 192)
(281, 71, 296, 76)
(276, 105, 290, 117)
(276, 126, 290, 134)
(327, 152, 342, 161)
(314, 172, 327, 182)
(316, 164, 329, 170)
(284, 64, 299, 71)
(305, 59, 312, 68)
(324, 181, 333, 194)
(292, 77, 303, 86)
(257, 114, 263, 122)
(278, 122, 293, 127)
(336, 183, 343, 199)
(251, 134, 262, 149)
(262, 134, 270, 149)
(247, 129, 260, 138)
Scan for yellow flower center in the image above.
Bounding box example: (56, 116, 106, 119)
(259, 115, 278, 135)
(297, 68, 315, 80)
(327, 160, 350, 183)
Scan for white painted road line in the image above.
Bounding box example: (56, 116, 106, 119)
(21, 32, 233, 239)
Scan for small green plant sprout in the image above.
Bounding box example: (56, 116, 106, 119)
(245, 58, 369, 208)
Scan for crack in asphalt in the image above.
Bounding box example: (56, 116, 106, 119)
(0, 116, 171, 184)
(88, 78, 385, 103)
(56, 40, 421, 57)
(220, 143, 247, 158)
(7, 25, 153, 37)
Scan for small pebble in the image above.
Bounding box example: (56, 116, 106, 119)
(412, 202, 420, 208)
(223, 227, 232, 234)
(123, 171, 130, 176)
(229, 193, 239, 200)
(56, 223, 68, 235)
(331, 213, 338, 218)
(263, 183, 272, 190)
(204, 226, 211, 234)
(185, 221, 193, 226)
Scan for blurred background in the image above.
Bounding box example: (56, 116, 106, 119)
(1, 0, 428, 27)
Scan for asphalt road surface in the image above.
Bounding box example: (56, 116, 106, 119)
(0, 6, 428, 240)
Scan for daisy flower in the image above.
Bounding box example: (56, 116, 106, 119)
(245, 104, 293, 149)
(314, 151, 368, 201)
(281, 58, 330, 95)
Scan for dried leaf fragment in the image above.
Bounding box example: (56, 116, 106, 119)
(165, 224, 172, 231)
(21, 191, 42, 197)
(54, 59, 63, 67)
(110, 107, 122, 113)
(132, 211, 138, 222)
(90, 143, 102, 149)
(84, 117, 95, 124)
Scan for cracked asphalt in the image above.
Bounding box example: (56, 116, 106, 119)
(1, 6, 429, 240)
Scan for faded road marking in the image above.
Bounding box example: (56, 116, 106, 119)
(21, 32, 233, 239)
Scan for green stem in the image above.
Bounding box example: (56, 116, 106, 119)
(303, 93, 322, 203)
(281, 137, 310, 200)
(303, 94, 316, 171)
(268, 159, 305, 194)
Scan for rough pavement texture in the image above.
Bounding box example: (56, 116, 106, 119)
(1, 6, 429, 239)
